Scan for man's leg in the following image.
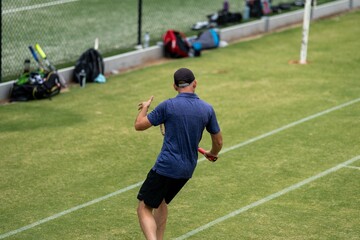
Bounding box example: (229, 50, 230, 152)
(154, 200, 168, 240)
(137, 201, 157, 240)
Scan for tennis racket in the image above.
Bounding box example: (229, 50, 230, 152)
(198, 147, 218, 162)
(35, 43, 67, 88)
(35, 43, 56, 72)
(160, 123, 165, 136)
(28, 45, 48, 72)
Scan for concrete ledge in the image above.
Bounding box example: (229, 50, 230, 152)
(104, 45, 164, 74)
(354, 0, 360, 8)
(314, 0, 350, 19)
(221, 20, 266, 42)
(0, 0, 357, 101)
(0, 81, 15, 100)
(267, 9, 304, 31)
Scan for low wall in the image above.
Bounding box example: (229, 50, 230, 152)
(0, 0, 358, 101)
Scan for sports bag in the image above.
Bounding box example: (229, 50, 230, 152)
(33, 72, 62, 99)
(190, 29, 220, 52)
(163, 30, 190, 58)
(73, 48, 105, 84)
(10, 71, 61, 101)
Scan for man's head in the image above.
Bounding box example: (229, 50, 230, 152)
(174, 68, 195, 88)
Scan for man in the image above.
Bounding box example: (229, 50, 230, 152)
(134, 68, 223, 240)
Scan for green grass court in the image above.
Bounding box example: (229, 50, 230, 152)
(1, 9, 359, 239)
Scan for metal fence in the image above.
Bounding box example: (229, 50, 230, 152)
(2, 0, 311, 82)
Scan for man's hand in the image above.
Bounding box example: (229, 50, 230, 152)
(138, 96, 154, 111)
(198, 148, 218, 162)
(204, 150, 218, 162)
(135, 96, 154, 131)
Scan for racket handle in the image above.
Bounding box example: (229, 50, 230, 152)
(198, 147, 217, 162)
(29, 46, 39, 62)
(198, 147, 206, 155)
(35, 43, 46, 59)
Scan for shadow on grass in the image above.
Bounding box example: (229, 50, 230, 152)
(0, 104, 86, 132)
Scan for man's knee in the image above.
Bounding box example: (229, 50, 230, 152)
(137, 201, 152, 215)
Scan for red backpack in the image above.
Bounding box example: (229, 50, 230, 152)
(163, 30, 190, 58)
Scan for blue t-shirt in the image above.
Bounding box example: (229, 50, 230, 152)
(147, 93, 220, 179)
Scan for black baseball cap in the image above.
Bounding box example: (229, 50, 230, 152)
(174, 68, 195, 87)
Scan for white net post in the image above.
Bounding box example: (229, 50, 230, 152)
(300, 0, 312, 64)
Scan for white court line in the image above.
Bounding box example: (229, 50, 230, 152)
(175, 155, 360, 240)
(341, 165, 360, 170)
(0, 98, 359, 239)
(212, 97, 360, 158)
(0, 182, 143, 239)
(2, 0, 79, 15)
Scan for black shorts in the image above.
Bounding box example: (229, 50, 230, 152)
(137, 169, 189, 209)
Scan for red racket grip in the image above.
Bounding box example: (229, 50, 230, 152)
(198, 147, 217, 162)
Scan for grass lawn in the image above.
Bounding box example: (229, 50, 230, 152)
(0, 9, 359, 239)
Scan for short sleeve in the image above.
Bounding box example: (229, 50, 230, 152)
(147, 101, 167, 126)
(206, 106, 220, 134)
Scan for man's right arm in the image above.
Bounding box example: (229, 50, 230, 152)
(210, 131, 223, 157)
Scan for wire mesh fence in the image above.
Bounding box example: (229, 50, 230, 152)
(1, 0, 330, 82)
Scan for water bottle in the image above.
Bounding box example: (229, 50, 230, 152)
(17, 59, 31, 85)
(79, 69, 86, 87)
(243, 5, 250, 20)
(144, 32, 150, 48)
(23, 59, 31, 73)
(223, 0, 229, 12)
